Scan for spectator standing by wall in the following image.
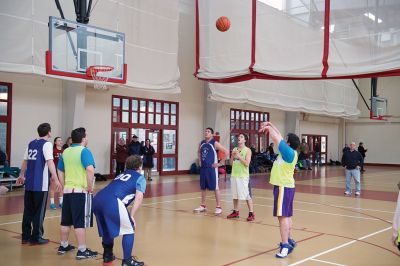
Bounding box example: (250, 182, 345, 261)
(116, 138, 129, 176)
(141, 139, 155, 181)
(358, 142, 367, 172)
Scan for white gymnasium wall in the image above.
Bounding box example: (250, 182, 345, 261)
(0, 72, 63, 167)
(1, 0, 205, 174)
(299, 116, 340, 161)
(346, 77, 400, 164)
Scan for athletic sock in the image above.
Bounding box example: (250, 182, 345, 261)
(50, 198, 55, 204)
(59, 197, 63, 204)
(122, 234, 135, 260)
(78, 245, 86, 252)
(61, 240, 68, 248)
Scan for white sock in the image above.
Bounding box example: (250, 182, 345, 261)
(78, 245, 86, 252)
(59, 197, 63, 204)
(61, 241, 68, 248)
(50, 198, 55, 204)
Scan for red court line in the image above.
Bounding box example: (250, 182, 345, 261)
(0, 166, 398, 215)
(143, 205, 400, 258)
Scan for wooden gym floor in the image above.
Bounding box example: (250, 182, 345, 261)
(0, 165, 399, 266)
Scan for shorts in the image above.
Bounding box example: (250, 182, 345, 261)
(93, 196, 134, 239)
(200, 167, 218, 191)
(61, 193, 93, 228)
(273, 186, 295, 217)
(231, 177, 251, 200)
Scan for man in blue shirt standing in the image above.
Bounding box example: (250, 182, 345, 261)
(16, 123, 62, 245)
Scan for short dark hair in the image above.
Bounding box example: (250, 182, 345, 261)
(37, 123, 51, 137)
(286, 133, 300, 150)
(238, 133, 249, 146)
(71, 127, 86, 143)
(206, 127, 214, 134)
(125, 155, 142, 170)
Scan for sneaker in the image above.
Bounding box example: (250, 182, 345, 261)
(275, 243, 293, 258)
(193, 205, 206, 212)
(57, 244, 76, 255)
(121, 256, 144, 266)
(50, 203, 57, 210)
(247, 212, 255, 222)
(30, 238, 49, 245)
(344, 191, 351, 196)
(227, 210, 239, 219)
(355, 191, 361, 197)
(103, 254, 116, 265)
(76, 248, 98, 260)
(59, 203, 63, 208)
(288, 238, 297, 248)
(214, 207, 222, 215)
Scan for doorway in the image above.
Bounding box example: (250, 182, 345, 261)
(301, 134, 328, 165)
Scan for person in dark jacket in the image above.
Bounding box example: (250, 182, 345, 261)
(357, 142, 367, 172)
(128, 135, 141, 156)
(115, 138, 129, 176)
(141, 139, 155, 181)
(342, 142, 363, 197)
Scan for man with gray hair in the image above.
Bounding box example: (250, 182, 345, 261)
(341, 142, 363, 196)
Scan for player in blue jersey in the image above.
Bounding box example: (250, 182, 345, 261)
(93, 155, 146, 266)
(194, 127, 228, 215)
(16, 123, 62, 245)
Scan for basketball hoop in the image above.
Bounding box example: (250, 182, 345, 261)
(86, 65, 114, 91)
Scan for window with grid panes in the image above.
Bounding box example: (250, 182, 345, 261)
(229, 108, 269, 152)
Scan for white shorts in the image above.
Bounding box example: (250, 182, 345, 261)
(231, 177, 252, 200)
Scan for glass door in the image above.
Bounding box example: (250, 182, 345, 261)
(145, 129, 160, 175)
(161, 129, 177, 173)
(111, 127, 129, 175)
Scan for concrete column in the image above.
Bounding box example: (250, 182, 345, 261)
(285, 111, 300, 136)
(62, 81, 86, 139)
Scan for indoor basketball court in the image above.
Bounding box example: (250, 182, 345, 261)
(0, 0, 400, 266)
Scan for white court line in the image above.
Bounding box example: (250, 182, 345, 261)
(0, 215, 61, 226)
(142, 197, 201, 206)
(311, 259, 347, 266)
(216, 199, 379, 221)
(288, 227, 392, 266)
(142, 196, 379, 221)
(240, 195, 394, 214)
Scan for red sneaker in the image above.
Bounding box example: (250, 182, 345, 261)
(247, 212, 255, 221)
(227, 210, 239, 219)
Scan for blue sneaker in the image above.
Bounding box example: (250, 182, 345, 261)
(59, 203, 63, 209)
(275, 243, 293, 258)
(288, 238, 297, 248)
(50, 203, 57, 210)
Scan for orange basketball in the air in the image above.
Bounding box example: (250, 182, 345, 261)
(216, 16, 231, 32)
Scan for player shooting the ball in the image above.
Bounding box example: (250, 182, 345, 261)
(259, 122, 300, 258)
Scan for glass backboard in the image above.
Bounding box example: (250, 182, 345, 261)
(46, 16, 126, 83)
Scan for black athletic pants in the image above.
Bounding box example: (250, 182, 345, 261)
(21, 191, 48, 241)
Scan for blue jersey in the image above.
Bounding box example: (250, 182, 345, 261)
(24, 139, 53, 191)
(200, 139, 217, 168)
(95, 169, 146, 206)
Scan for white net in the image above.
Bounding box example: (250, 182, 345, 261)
(88, 66, 114, 91)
